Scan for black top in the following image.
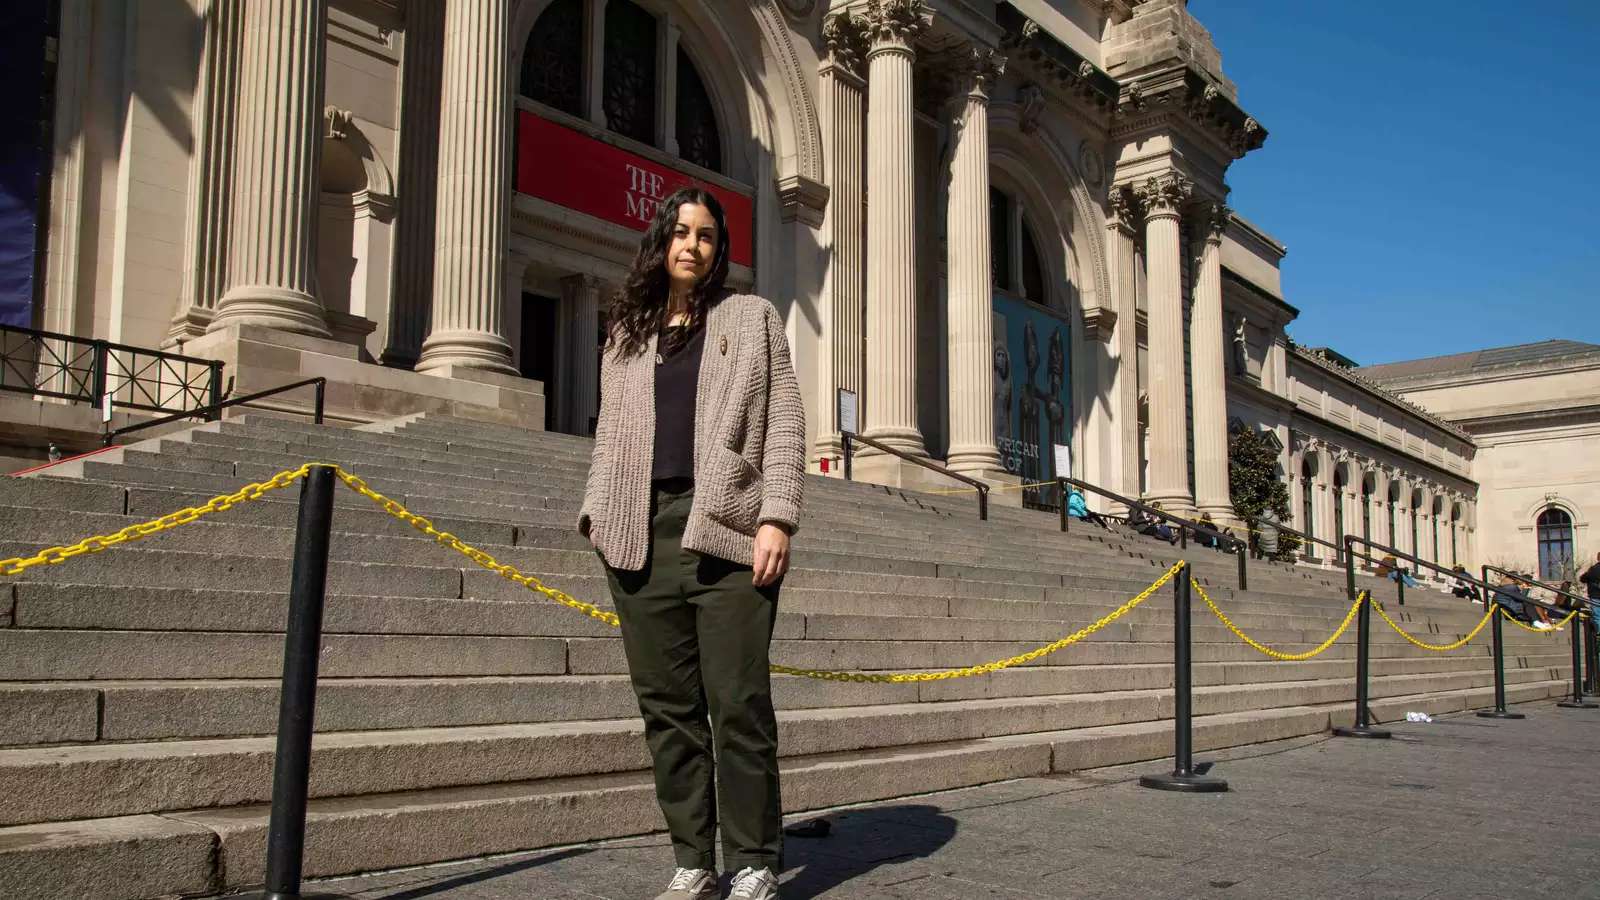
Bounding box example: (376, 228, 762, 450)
(652, 323, 705, 481)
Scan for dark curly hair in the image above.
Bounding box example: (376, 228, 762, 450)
(606, 186, 730, 359)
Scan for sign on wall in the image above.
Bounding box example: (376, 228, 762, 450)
(515, 111, 754, 267)
(992, 294, 1072, 509)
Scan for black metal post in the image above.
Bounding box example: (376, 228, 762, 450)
(1178, 520, 1187, 549)
(1476, 564, 1523, 720)
(1395, 575, 1404, 607)
(1557, 609, 1597, 708)
(206, 363, 224, 421)
(842, 433, 853, 482)
(1140, 565, 1228, 792)
(1058, 480, 1069, 533)
(1236, 548, 1248, 592)
(313, 379, 325, 425)
(1580, 608, 1593, 695)
(254, 465, 339, 900)
(978, 486, 989, 522)
(90, 340, 108, 409)
(1333, 541, 1391, 739)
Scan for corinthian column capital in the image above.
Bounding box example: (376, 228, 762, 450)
(863, 0, 928, 54)
(1134, 172, 1192, 219)
(1107, 184, 1140, 234)
(823, 12, 868, 75)
(1192, 200, 1231, 244)
(959, 46, 1005, 101)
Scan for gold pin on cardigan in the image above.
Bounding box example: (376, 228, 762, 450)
(719, 335, 728, 355)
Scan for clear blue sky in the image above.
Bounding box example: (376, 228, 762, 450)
(1188, 1, 1599, 366)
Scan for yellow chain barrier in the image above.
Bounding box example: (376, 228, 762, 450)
(769, 562, 1187, 683)
(0, 464, 315, 577)
(1194, 577, 1363, 661)
(1500, 606, 1580, 634)
(1372, 599, 1492, 652)
(0, 461, 1190, 682)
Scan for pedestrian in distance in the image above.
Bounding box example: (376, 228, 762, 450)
(578, 186, 805, 900)
(1450, 565, 1481, 604)
(1128, 502, 1178, 545)
(1254, 506, 1280, 560)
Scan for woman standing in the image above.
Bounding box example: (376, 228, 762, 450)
(578, 186, 805, 900)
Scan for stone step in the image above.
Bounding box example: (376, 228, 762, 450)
(0, 686, 1569, 900)
(4, 652, 1564, 747)
(2, 668, 1567, 829)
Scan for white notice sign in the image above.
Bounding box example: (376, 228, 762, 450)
(837, 388, 858, 435)
(1053, 443, 1071, 478)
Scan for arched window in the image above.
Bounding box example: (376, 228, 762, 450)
(520, 0, 725, 173)
(1333, 469, 1347, 563)
(990, 187, 1049, 306)
(520, 0, 583, 117)
(1537, 507, 1575, 581)
(1361, 476, 1373, 544)
(676, 48, 721, 172)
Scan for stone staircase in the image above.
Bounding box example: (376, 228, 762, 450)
(0, 413, 1572, 900)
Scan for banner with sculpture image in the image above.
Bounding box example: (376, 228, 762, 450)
(992, 294, 1071, 509)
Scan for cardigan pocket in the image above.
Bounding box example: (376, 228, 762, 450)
(706, 446, 765, 534)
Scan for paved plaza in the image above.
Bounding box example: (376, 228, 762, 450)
(276, 702, 1600, 900)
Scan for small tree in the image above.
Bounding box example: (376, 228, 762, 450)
(1228, 426, 1300, 561)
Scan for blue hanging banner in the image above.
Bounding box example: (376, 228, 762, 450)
(991, 293, 1072, 509)
(0, 1, 51, 327)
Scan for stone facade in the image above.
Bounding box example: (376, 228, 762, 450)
(1361, 342, 1600, 581)
(24, 0, 1529, 565)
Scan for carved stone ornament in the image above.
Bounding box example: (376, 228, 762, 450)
(1106, 184, 1139, 228)
(775, 0, 818, 19)
(1081, 305, 1118, 343)
(863, 0, 928, 49)
(324, 106, 354, 141)
(822, 12, 868, 76)
(963, 46, 1006, 99)
(1078, 141, 1106, 188)
(1017, 82, 1046, 134)
(1134, 172, 1192, 216)
(1194, 201, 1230, 243)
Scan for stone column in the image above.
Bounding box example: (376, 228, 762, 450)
(1108, 187, 1142, 504)
(416, 0, 517, 375)
(945, 47, 1005, 476)
(562, 274, 603, 436)
(502, 248, 531, 374)
(383, 0, 445, 368)
(1314, 445, 1336, 561)
(1135, 173, 1193, 511)
(1190, 201, 1231, 520)
(169, 0, 242, 344)
(860, 0, 927, 456)
(212, 0, 331, 337)
(813, 12, 867, 467)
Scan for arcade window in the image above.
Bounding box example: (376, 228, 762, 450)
(1537, 506, 1574, 580)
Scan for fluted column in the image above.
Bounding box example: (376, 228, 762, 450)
(945, 47, 1005, 475)
(1107, 187, 1142, 503)
(382, 0, 445, 368)
(1191, 201, 1231, 520)
(212, 0, 330, 337)
(813, 13, 867, 466)
(417, 0, 516, 375)
(1136, 173, 1193, 510)
(861, 0, 927, 456)
(562, 274, 603, 436)
(169, 0, 242, 344)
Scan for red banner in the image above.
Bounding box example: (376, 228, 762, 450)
(516, 111, 754, 267)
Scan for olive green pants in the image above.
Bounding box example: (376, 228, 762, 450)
(602, 479, 783, 873)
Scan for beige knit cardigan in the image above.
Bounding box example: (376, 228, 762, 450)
(577, 291, 806, 572)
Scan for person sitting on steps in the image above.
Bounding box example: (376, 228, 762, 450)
(1127, 503, 1179, 545)
(1066, 487, 1111, 529)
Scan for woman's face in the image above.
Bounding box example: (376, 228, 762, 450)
(664, 202, 718, 290)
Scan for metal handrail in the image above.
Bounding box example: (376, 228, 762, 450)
(1480, 564, 1587, 618)
(1, 321, 223, 414)
(841, 431, 988, 521)
(1344, 535, 1502, 603)
(104, 377, 326, 446)
(1055, 476, 1248, 591)
(1268, 519, 1390, 571)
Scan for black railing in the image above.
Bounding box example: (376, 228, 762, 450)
(104, 377, 326, 446)
(1481, 564, 1596, 710)
(1055, 476, 1248, 591)
(842, 431, 988, 521)
(0, 322, 223, 415)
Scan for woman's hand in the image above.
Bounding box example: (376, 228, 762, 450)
(752, 523, 791, 587)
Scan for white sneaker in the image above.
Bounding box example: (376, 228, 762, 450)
(655, 867, 717, 900)
(729, 867, 780, 899)
(1534, 621, 1553, 630)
